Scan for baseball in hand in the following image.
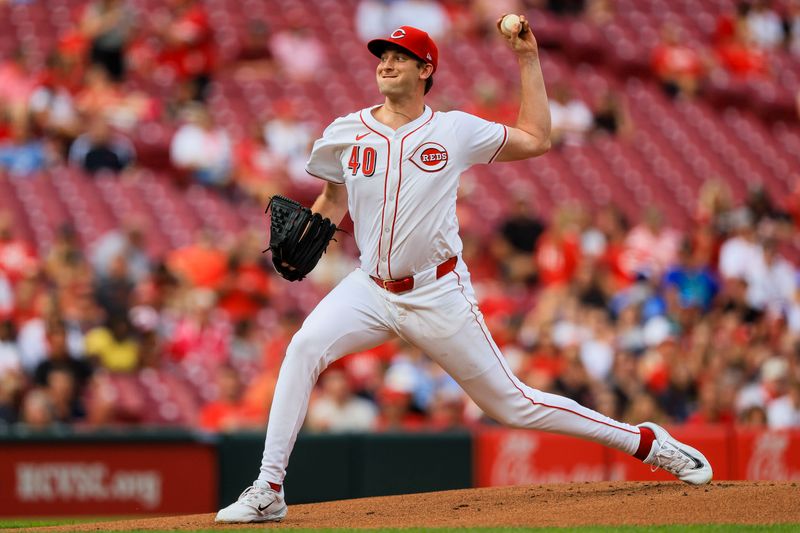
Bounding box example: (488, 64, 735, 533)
(500, 14, 521, 37)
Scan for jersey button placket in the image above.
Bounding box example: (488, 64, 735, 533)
(390, 138, 399, 170)
(381, 139, 400, 276)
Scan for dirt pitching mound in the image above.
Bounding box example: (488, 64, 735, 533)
(18, 481, 800, 531)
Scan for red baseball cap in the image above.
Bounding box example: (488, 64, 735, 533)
(367, 26, 439, 73)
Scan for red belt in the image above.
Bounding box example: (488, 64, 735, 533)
(370, 257, 457, 294)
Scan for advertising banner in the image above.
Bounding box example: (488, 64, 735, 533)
(475, 426, 800, 485)
(733, 429, 800, 480)
(474, 428, 615, 486)
(0, 443, 217, 516)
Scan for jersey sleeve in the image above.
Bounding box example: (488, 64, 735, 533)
(450, 111, 508, 166)
(305, 119, 347, 184)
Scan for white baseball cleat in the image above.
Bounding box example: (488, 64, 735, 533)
(215, 484, 288, 523)
(639, 422, 713, 485)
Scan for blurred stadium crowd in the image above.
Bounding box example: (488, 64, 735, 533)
(0, 0, 799, 434)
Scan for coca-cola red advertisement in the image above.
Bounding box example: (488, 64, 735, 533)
(0, 443, 217, 516)
(474, 427, 800, 486)
(474, 428, 615, 486)
(734, 429, 800, 480)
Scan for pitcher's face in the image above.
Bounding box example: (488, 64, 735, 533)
(375, 48, 426, 97)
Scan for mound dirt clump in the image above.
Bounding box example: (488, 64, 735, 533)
(15, 481, 800, 531)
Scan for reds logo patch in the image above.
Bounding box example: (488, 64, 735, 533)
(391, 29, 406, 39)
(410, 142, 448, 172)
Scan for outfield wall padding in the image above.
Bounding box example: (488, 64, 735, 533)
(1, 426, 797, 516)
(216, 431, 473, 505)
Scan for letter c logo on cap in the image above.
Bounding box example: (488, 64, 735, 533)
(391, 29, 406, 39)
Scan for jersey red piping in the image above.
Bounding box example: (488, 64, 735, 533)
(387, 109, 435, 278)
(488, 125, 509, 163)
(359, 110, 391, 277)
(453, 269, 641, 437)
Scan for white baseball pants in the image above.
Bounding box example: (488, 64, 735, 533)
(258, 257, 641, 485)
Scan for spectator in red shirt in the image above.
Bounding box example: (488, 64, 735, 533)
(535, 211, 580, 287)
(0, 105, 12, 144)
(521, 325, 565, 387)
(166, 231, 228, 289)
(153, 0, 215, 100)
(200, 365, 262, 432)
(651, 24, 706, 98)
(165, 288, 231, 366)
(217, 232, 272, 323)
(375, 386, 425, 431)
(0, 212, 37, 286)
(9, 277, 47, 332)
(714, 19, 769, 79)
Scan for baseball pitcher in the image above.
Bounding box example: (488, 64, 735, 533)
(216, 16, 713, 524)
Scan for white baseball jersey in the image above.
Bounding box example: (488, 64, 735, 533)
(255, 104, 647, 490)
(305, 105, 508, 279)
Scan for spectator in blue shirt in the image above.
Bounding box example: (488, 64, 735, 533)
(663, 239, 719, 312)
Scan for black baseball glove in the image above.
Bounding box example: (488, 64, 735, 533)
(264, 195, 338, 281)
